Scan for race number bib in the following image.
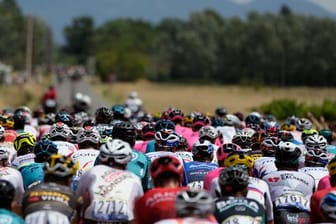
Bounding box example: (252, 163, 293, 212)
(92, 199, 129, 221)
(274, 193, 310, 212)
(222, 215, 262, 224)
(187, 181, 203, 190)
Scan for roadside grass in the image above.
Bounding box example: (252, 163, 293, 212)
(0, 74, 52, 110)
(91, 79, 336, 114)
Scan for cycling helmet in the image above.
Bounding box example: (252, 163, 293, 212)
(0, 179, 15, 204)
(328, 156, 336, 176)
(275, 141, 301, 166)
(305, 135, 327, 151)
(175, 190, 215, 218)
(95, 107, 113, 124)
(111, 104, 126, 119)
(99, 139, 132, 165)
(155, 129, 180, 151)
(48, 122, 72, 140)
(301, 128, 319, 143)
(295, 118, 312, 131)
(265, 125, 279, 137)
(73, 92, 91, 112)
(224, 151, 254, 170)
(217, 143, 241, 162)
(141, 123, 155, 140)
(44, 113, 56, 125)
(232, 129, 254, 149)
(150, 155, 184, 183)
(320, 191, 336, 220)
(260, 137, 281, 157)
(199, 125, 218, 141)
(177, 136, 189, 151)
(13, 112, 25, 130)
(211, 116, 224, 128)
(192, 139, 214, 156)
(0, 125, 5, 140)
(34, 138, 58, 162)
(76, 126, 100, 146)
(319, 129, 333, 143)
(154, 119, 175, 132)
(183, 113, 194, 127)
(245, 112, 262, 125)
(55, 111, 73, 127)
(138, 113, 154, 123)
(14, 132, 35, 154)
(112, 121, 137, 147)
(305, 148, 329, 167)
(215, 106, 227, 117)
(168, 109, 184, 124)
(0, 146, 9, 166)
(44, 154, 78, 178)
(280, 123, 296, 132)
(223, 114, 241, 127)
(14, 106, 32, 124)
(218, 166, 250, 193)
(278, 130, 294, 142)
(192, 113, 210, 130)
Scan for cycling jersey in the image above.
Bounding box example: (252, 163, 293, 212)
(174, 151, 193, 163)
(207, 171, 273, 222)
(0, 209, 25, 224)
(135, 187, 188, 224)
(327, 144, 336, 154)
(214, 196, 266, 224)
(134, 140, 151, 153)
(253, 157, 277, 179)
(11, 153, 35, 169)
(216, 126, 236, 143)
(183, 161, 218, 190)
(262, 170, 315, 202)
(53, 140, 78, 157)
(299, 166, 328, 189)
(127, 150, 152, 191)
(3, 130, 17, 143)
(19, 162, 44, 189)
(0, 167, 24, 206)
(317, 175, 331, 191)
(310, 186, 336, 223)
(22, 182, 79, 223)
(38, 124, 51, 139)
(25, 210, 70, 224)
(77, 164, 143, 222)
(0, 142, 16, 165)
(154, 217, 218, 224)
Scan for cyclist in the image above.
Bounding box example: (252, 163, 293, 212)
(310, 156, 336, 223)
(22, 154, 80, 224)
(154, 190, 217, 224)
(0, 146, 24, 215)
(146, 119, 176, 153)
(111, 104, 127, 125)
(168, 108, 192, 142)
(213, 166, 266, 223)
(0, 179, 25, 224)
(262, 141, 313, 224)
(111, 121, 152, 191)
(216, 113, 241, 143)
(183, 139, 218, 190)
(125, 91, 143, 119)
(71, 126, 100, 191)
(77, 139, 143, 223)
(319, 190, 336, 223)
(48, 122, 78, 157)
(134, 122, 155, 153)
(135, 155, 187, 224)
(319, 129, 336, 155)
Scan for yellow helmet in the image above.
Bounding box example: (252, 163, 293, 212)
(44, 154, 79, 178)
(13, 132, 35, 152)
(280, 123, 296, 132)
(224, 151, 254, 169)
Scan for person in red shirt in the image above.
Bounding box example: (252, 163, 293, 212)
(41, 85, 57, 113)
(310, 156, 336, 223)
(135, 155, 187, 224)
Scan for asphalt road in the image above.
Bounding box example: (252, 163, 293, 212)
(55, 76, 107, 115)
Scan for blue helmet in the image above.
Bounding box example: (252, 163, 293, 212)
(34, 138, 58, 163)
(154, 119, 175, 132)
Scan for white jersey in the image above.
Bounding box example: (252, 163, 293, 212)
(25, 211, 70, 224)
(209, 176, 273, 222)
(53, 140, 78, 157)
(173, 151, 193, 163)
(253, 157, 276, 179)
(146, 151, 184, 164)
(125, 98, 142, 113)
(299, 166, 328, 189)
(216, 126, 236, 143)
(155, 217, 217, 224)
(71, 148, 99, 179)
(262, 170, 315, 201)
(0, 166, 24, 206)
(77, 165, 143, 222)
(24, 125, 38, 140)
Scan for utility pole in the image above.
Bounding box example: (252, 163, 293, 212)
(46, 27, 53, 74)
(25, 15, 34, 81)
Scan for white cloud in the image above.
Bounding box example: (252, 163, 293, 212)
(306, 0, 336, 13)
(228, 0, 254, 5)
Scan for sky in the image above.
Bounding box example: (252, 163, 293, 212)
(306, 0, 336, 13)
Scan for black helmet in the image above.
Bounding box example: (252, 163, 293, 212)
(275, 141, 301, 167)
(218, 166, 249, 194)
(154, 119, 175, 132)
(0, 179, 15, 204)
(215, 106, 227, 117)
(95, 107, 113, 124)
(112, 121, 137, 147)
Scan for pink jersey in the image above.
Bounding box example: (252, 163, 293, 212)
(317, 175, 331, 191)
(203, 167, 224, 191)
(134, 140, 150, 153)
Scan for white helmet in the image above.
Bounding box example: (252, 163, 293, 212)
(0, 125, 5, 139)
(199, 125, 218, 140)
(76, 126, 100, 145)
(295, 118, 312, 131)
(49, 122, 72, 140)
(223, 114, 241, 127)
(305, 135, 327, 151)
(99, 139, 132, 165)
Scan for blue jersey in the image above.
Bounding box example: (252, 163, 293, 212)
(0, 209, 25, 224)
(183, 161, 218, 190)
(127, 150, 152, 191)
(19, 162, 44, 189)
(327, 144, 336, 154)
(145, 139, 155, 153)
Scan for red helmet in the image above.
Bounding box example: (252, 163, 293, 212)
(150, 156, 184, 183)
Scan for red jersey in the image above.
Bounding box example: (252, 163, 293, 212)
(4, 130, 18, 143)
(42, 88, 57, 103)
(135, 187, 188, 224)
(310, 186, 336, 223)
